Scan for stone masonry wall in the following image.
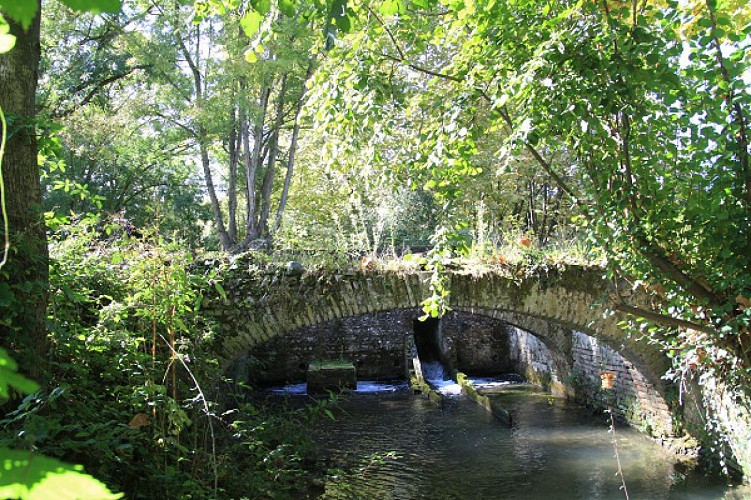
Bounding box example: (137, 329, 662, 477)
(507, 325, 567, 394)
(492, 323, 674, 436)
(206, 262, 671, 398)
(229, 309, 417, 385)
(572, 331, 673, 437)
(438, 312, 514, 374)
(428, 312, 672, 437)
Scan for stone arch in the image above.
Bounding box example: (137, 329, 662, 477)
(212, 271, 428, 365)
(438, 308, 674, 437)
(208, 265, 675, 436)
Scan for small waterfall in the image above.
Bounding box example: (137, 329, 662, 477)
(412, 318, 463, 395)
(421, 360, 448, 381)
(422, 361, 462, 395)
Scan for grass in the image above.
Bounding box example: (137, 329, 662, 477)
(203, 231, 606, 279)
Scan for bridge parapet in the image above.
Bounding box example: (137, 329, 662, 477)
(204, 262, 666, 379)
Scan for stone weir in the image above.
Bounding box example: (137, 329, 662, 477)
(201, 256, 751, 476)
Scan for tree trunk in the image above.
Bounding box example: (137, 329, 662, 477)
(179, 21, 232, 251)
(538, 182, 548, 245)
(198, 126, 233, 250)
(0, 2, 48, 380)
(258, 75, 288, 239)
(242, 84, 270, 245)
(227, 104, 239, 242)
(527, 179, 537, 234)
(274, 60, 315, 233)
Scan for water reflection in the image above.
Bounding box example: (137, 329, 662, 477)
(306, 386, 743, 499)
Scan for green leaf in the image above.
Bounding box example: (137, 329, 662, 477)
(250, 0, 271, 15)
(58, 0, 122, 14)
(214, 282, 227, 300)
(335, 13, 351, 32)
(328, 0, 352, 33)
(0, 0, 38, 30)
(0, 348, 39, 399)
(379, 0, 405, 16)
(240, 10, 263, 37)
(279, 0, 295, 16)
(0, 33, 14, 53)
(0, 449, 123, 499)
(244, 48, 258, 63)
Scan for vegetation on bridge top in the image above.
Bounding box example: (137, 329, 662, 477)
(208, 234, 605, 279)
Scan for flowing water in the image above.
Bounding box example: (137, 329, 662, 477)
(267, 379, 749, 500)
(420, 361, 463, 395)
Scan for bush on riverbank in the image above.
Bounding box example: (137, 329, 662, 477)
(0, 219, 321, 498)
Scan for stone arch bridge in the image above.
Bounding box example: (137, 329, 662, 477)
(208, 264, 667, 387)
(206, 263, 678, 435)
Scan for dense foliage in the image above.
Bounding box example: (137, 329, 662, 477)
(3, 220, 325, 497)
(1, 0, 750, 496)
(310, 0, 750, 325)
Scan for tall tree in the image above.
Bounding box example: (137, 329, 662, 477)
(0, 0, 123, 378)
(0, 2, 46, 378)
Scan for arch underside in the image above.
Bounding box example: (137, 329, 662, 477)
(228, 306, 675, 438)
(212, 269, 676, 438)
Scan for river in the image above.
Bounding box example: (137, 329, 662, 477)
(268, 380, 749, 499)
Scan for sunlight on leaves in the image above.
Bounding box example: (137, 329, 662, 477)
(0, 449, 122, 499)
(0, 349, 39, 399)
(0, 14, 15, 53)
(379, 0, 406, 16)
(58, 0, 121, 14)
(240, 9, 262, 37)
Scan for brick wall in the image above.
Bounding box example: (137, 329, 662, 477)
(489, 324, 675, 437)
(438, 312, 514, 374)
(571, 331, 673, 436)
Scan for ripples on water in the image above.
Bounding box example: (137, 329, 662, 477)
(294, 384, 748, 500)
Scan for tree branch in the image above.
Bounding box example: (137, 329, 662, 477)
(375, 50, 463, 83)
(493, 104, 581, 203)
(613, 302, 714, 333)
(635, 235, 723, 307)
(152, 112, 197, 138)
(53, 64, 151, 118)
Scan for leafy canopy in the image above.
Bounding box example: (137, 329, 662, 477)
(0, 0, 120, 30)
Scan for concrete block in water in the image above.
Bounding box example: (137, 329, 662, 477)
(456, 372, 512, 426)
(307, 360, 356, 393)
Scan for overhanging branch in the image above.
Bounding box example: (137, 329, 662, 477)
(613, 302, 714, 334)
